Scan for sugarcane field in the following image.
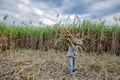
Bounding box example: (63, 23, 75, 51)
(0, 0, 120, 80)
(0, 21, 120, 80)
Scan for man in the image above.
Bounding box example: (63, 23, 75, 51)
(67, 38, 82, 75)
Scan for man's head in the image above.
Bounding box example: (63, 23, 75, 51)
(73, 38, 83, 45)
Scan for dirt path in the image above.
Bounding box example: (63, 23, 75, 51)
(0, 50, 120, 80)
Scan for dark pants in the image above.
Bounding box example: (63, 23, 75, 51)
(68, 56, 76, 75)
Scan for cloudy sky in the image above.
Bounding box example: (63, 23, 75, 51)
(0, 0, 120, 26)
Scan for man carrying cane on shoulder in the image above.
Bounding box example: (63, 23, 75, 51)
(67, 38, 82, 76)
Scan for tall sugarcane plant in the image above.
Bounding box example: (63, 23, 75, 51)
(0, 21, 120, 54)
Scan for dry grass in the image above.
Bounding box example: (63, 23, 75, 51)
(0, 50, 120, 80)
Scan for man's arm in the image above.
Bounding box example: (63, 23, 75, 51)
(67, 37, 75, 48)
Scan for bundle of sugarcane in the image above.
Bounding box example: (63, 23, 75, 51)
(60, 28, 74, 44)
(60, 28, 87, 52)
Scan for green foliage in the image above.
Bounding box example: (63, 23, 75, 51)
(0, 21, 120, 53)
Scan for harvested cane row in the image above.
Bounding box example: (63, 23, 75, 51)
(0, 50, 120, 80)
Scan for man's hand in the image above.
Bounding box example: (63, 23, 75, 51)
(66, 37, 70, 41)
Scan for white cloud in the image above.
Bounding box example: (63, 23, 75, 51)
(33, 7, 43, 16)
(20, 0, 30, 4)
(41, 18, 55, 25)
(88, 1, 111, 13)
(0, 0, 120, 26)
(82, 0, 98, 4)
(68, 15, 75, 20)
(18, 4, 30, 12)
(0, 0, 60, 25)
(88, 0, 120, 13)
(60, 0, 77, 12)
